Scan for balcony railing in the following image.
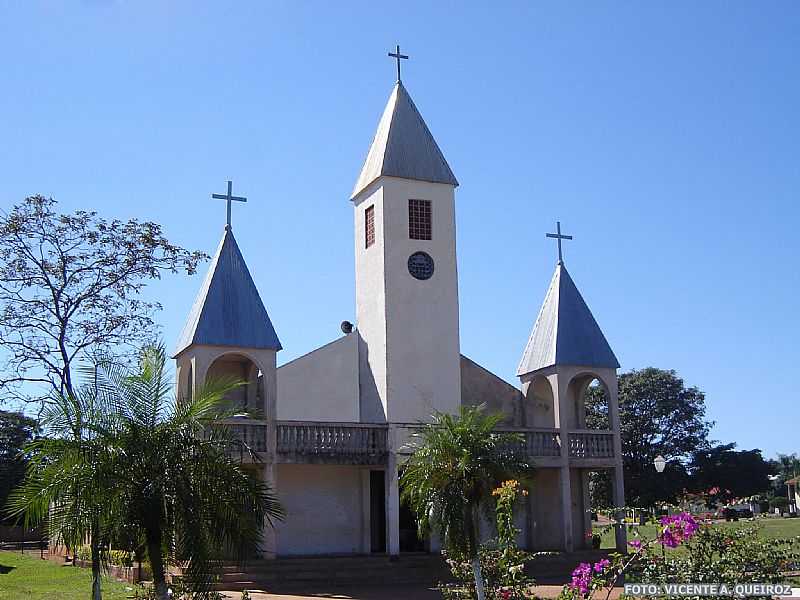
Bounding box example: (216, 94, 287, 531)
(276, 421, 389, 464)
(497, 428, 562, 458)
(568, 430, 615, 459)
(216, 420, 615, 464)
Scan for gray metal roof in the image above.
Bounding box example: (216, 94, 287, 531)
(351, 82, 458, 199)
(517, 262, 619, 377)
(175, 227, 282, 355)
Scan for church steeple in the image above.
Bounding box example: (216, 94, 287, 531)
(175, 226, 281, 356)
(517, 261, 618, 377)
(351, 81, 458, 199)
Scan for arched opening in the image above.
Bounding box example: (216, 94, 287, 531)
(206, 353, 265, 414)
(525, 375, 555, 428)
(566, 374, 610, 430)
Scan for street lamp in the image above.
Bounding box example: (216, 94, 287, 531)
(654, 455, 666, 474)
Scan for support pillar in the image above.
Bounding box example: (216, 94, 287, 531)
(261, 462, 277, 559)
(560, 466, 574, 552)
(612, 465, 627, 552)
(607, 374, 627, 552)
(385, 427, 400, 558)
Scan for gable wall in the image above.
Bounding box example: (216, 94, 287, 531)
(277, 334, 359, 422)
(460, 355, 525, 427)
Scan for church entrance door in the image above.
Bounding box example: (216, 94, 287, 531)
(369, 470, 386, 553)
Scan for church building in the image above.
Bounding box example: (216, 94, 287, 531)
(173, 60, 626, 558)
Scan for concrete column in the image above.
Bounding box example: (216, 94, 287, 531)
(606, 373, 627, 552)
(261, 462, 277, 559)
(553, 370, 574, 552)
(385, 426, 400, 558)
(612, 465, 627, 552)
(559, 466, 574, 552)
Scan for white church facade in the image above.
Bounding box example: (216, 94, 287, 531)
(173, 73, 627, 558)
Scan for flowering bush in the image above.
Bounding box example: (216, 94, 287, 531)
(440, 480, 541, 600)
(558, 513, 800, 600)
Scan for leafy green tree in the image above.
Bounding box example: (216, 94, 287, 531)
(400, 405, 531, 600)
(9, 346, 284, 600)
(96, 345, 284, 600)
(769, 453, 800, 496)
(0, 196, 206, 407)
(7, 377, 122, 600)
(586, 368, 711, 507)
(689, 443, 774, 499)
(0, 410, 36, 522)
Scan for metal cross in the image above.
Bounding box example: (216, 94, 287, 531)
(211, 180, 247, 229)
(388, 44, 409, 83)
(546, 221, 573, 264)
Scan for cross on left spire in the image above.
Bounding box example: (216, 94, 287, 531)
(211, 180, 247, 229)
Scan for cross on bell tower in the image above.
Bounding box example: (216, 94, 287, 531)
(388, 44, 409, 83)
(212, 180, 247, 230)
(546, 221, 573, 264)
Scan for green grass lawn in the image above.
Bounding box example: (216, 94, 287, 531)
(0, 551, 134, 600)
(597, 516, 800, 549)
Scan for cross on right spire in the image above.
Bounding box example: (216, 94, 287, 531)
(546, 221, 573, 264)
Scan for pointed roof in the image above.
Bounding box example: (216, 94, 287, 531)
(351, 81, 458, 199)
(517, 262, 619, 377)
(175, 227, 281, 356)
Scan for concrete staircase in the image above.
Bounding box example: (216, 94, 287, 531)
(213, 554, 450, 592)
(210, 550, 614, 592)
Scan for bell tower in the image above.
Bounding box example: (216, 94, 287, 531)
(352, 77, 461, 424)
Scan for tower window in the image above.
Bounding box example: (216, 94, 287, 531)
(409, 199, 432, 240)
(365, 205, 375, 248)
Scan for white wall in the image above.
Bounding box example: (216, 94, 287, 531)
(353, 176, 461, 427)
(276, 334, 359, 422)
(530, 469, 563, 550)
(353, 182, 388, 422)
(275, 464, 367, 556)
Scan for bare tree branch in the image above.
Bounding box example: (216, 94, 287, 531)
(0, 196, 208, 408)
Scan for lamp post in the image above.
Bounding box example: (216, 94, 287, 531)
(654, 455, 667, 558)
(654, 455, 666, 474)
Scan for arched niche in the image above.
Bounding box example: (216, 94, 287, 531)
(566, 372, 611, 430)
(206, 352, 266, 416)
(525, 375, 556, 428)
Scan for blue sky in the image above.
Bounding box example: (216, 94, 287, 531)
(1, 2, 798, 457)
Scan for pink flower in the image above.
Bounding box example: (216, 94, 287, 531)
(569, 562, 593, 596)
(593, 558, 610, 573)
(658, 512, 699, 548)
(628, 539, 642, 550)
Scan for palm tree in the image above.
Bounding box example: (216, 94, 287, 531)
(400, 405, 532, 600)
(94, 345, 284, 600)
(7, 377, 122, 600)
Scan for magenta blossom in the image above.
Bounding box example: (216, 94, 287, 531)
(593, 558, 610, 573)
(569, 562, 593, 596)
(658, 512, 699, 548)
(628, 538, 642, 550)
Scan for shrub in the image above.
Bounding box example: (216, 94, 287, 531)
(557, 514, 800, 600)
(439, 480, 540, 600)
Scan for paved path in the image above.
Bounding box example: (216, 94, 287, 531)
(219, 583, 624, 599)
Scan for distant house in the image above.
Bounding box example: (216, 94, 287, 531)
(787, 477, 800, 514)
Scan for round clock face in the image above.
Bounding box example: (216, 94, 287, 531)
(408, 251, 434, 280)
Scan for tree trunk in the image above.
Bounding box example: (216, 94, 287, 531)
(465, 505, 486, 600)
(146, 530, 169, 600)
(471, 556, 486, 600)
(90, 537, 102, 600)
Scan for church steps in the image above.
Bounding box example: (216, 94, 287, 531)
(207, 550, 614, 590)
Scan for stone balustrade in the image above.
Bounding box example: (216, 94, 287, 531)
(219, 419, 269, 456)
(567, 430, 615, 459)
(218, 420, 616, 464)
(276, 421, 389, 464)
